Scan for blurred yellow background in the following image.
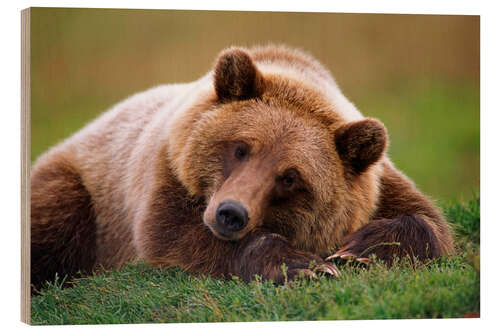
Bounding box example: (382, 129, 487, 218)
(30, 8, 479, 203)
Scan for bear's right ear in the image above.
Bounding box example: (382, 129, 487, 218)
(334, 118, 388, 176)
(214, 48, 265, 102)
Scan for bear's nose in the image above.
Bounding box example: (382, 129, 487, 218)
(215, 200, 249, 232)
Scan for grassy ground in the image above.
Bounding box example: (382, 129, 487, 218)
(31, 196, 480, 324)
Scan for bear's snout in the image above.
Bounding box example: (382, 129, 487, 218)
(203, 157, 275, 240)
(216, 200, 249, 233)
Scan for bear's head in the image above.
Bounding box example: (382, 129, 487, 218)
(175, 47, 387, 254)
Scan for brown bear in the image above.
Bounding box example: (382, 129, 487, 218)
(30, 45, 454, 291)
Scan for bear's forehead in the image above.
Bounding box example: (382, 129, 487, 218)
(217, 102, 332, 145)
(192, 73, 346, 166)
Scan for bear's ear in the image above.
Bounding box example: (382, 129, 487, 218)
(214, 48, 264, 102)
(334, 119, 388, 176)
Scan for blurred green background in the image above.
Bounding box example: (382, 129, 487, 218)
(30, 8, 479, 203)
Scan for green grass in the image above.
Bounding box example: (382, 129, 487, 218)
(31, 197, 480, 324)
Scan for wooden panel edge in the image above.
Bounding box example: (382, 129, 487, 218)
(20, 7, 31, 325)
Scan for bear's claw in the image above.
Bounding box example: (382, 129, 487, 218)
(326, 247, 373, 265)
(294, 263, 340, 280)
(317, 263, 341, 277)
(340, 252, 356, 260)
(355, 257, 373, 264)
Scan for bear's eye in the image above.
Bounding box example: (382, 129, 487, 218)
(281, 170, 298, 189)
(234, 144, 249, 161)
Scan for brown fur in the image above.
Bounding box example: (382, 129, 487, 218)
(30, 153, 97, 292)
(30, 45, 454, 291)
(214, 48, 265, 102)
(335, 119, 387, 178)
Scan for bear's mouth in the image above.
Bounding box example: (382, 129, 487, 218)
(205, 220, 245, 241)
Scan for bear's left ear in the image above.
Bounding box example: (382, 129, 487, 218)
(334, 118, 388, 176)
(214, 48, 265, 102)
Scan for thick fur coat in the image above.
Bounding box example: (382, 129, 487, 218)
(30, 45, 454, 290)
